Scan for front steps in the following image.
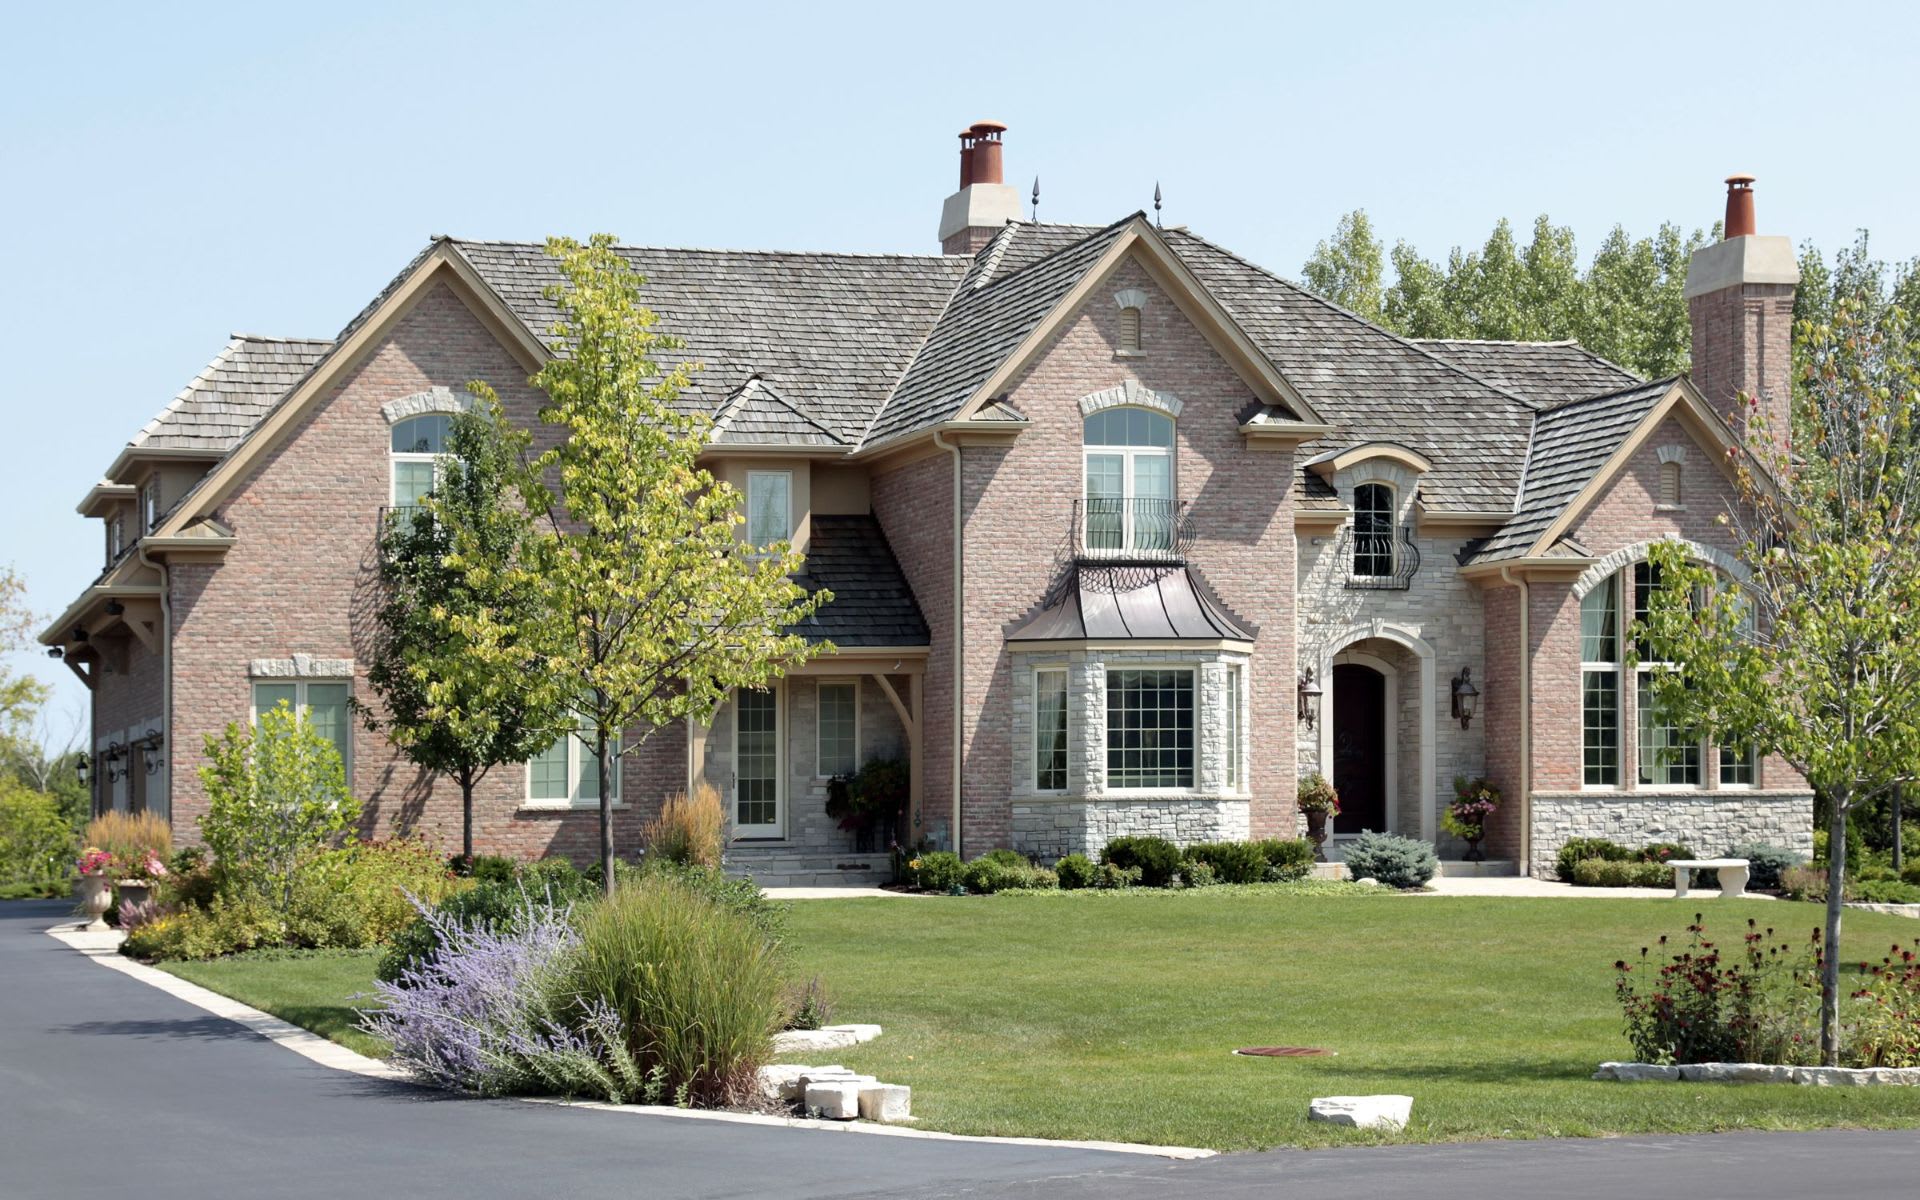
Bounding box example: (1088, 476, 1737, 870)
(726, 847, 895, 888)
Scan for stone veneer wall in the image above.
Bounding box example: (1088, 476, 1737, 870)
(1005, 646, 1251, 861)
(1528, 791, 1814, 878)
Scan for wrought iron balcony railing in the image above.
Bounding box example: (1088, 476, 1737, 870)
(1071, 497, 1193, 565)
(1337, 523, 1422, 590)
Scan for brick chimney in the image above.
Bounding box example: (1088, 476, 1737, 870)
(939, 121, 1021, 255)
(1685, 175, 1799, 449)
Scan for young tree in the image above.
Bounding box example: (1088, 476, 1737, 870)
(0, 566, 49, 769)
(201, 703, 362, 910)
(361, 393, 564, 862)
(1638, 300, 1920, 1065)
(465, 235, 829, 892)
(1301, 210, 1386, 323)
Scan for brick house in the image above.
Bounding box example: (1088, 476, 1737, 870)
(42, 126, 1811, 881)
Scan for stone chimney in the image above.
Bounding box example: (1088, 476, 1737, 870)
(1685, 175, 1799, 449)
(939, 121, 1021, 255)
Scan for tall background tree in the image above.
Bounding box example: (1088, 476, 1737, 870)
(361, 393, 563, 863)
(463, 235, 829, 891)
(1638, 299, 1920, 1065)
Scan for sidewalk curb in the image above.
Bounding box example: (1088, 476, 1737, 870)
(45, 922, 1213, 1161)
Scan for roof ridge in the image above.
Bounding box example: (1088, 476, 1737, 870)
(447, 236, 960, 263)
(226, 333, 335, 344)
(1557, 340, 1644, 383)
(1538, 373, 1678, 414)
(1413, 336, 1580, 347)
(956, 213, 1144, 302)
(1162, 229, 1544, 413)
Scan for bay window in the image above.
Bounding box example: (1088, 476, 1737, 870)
(1106, 668, 1194, 789)
(1034, 668, 1068, 792)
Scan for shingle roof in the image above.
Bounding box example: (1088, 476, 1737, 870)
(450, 240, 970, 446)
(711, 376, 842, 447)
(788, 515, 930, 647)
(131, 335, 333, 452)
(1159, 230, 1541, 511)
(860, 219, 1131, 447)
(1468, 376, 1678, 563)
(1410, 339, 1640, 408)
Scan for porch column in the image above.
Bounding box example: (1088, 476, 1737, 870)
(870, 671, 922, 844)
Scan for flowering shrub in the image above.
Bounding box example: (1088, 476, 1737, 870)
(83, 811, 171, 878)
(1296, 773, 1339, 816)
(76, 848, 116, 878)
(1850, 941, 1920, 1068)
(362, 893, 648, 1102)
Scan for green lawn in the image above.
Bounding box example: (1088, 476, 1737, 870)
(160, 949, 387, 1058)
(157, 891, 1920, 1150)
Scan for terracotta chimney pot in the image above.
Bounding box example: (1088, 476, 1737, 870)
(1724, 174, 1757, 239)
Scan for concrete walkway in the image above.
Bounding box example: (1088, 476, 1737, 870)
(764, 885, 924, 900)
(1422, 874, 1770, 899)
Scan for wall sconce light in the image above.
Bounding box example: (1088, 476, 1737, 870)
(105, 599, 126, 616)
(71, 626, 89, 643)
(1297, 667, 1324, 733)
(1451, 667, 1480, 730)
(75, 753, 90, 787)
(141, 729, 165, 776)
(48, 646, 63, 659)
(103, 742, 127, 784)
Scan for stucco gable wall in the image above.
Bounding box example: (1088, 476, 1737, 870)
(166, 278, 683, 858)
(954, 256, 1300, 852)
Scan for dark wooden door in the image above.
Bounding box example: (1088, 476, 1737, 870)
(1331, 663, 1386, 835)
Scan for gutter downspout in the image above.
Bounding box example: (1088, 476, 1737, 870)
(1500, 566, 1530, 876)
(933, 429, 963, 856)
(136, 542, 172, 829)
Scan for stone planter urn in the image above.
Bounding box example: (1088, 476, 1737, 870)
(116, 879, 155, 909)
(1305, 810, 1330, 862)
(1462, 835, 1485, 863)
(75, 876, 113, 931)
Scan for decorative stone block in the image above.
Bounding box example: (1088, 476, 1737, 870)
(804, 1080, 862, 1119)
(771, 1028, 859, 1054)
(1308, 1094, 1413, 1130)
(857, 1082, 913, 1122)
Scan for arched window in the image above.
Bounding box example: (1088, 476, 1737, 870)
(1083, 407, 1174, 553)
(1352, 483, 1396, 578)
(390, 413, 454, 508)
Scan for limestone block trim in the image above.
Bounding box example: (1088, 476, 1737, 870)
(1077, 378, 1182, 419)
(1309, 620, 1438, 843)
(1571, 535, 1747, 599)
(249, 654, 355, 679)
(1656, 444, 1688, 465)
(1112, 288, 1149, 311)
(381, 387, 470, 425)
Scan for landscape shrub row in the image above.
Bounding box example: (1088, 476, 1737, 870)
(900, 835, 1333, 894)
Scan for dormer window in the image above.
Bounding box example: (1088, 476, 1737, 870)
(391, 413, 454, 509)
(1352, 483, 1396, 578)
(746, 470, 793, 547)
(1083, 407, 1174, 554)
(140, 482, 160, 533)
(106, 512, 125, 564)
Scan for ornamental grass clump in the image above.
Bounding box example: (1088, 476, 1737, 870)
(567, 875, 786, 1108)
(362, 892, 647, 1102)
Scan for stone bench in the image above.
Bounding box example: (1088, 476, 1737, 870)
(1668, 858, 1749, 899)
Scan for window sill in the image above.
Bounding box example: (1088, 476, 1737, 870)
(518, 800, 628, 812)
(1113, 349, 1145, 359)
(1654, 504, 1686, 513)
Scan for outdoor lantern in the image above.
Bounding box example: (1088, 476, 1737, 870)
(1451, 667, 1480, 729)
(1297, 668, 1323, 733)
(47, 646, 62, 659)
(75, 753, 89, 787)
(141, 729, 164, 776)
(104, 599, 125, 616)
(103, 742, 126, 784)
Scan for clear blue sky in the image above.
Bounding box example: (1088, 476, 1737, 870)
(3, 0, 1916, 728)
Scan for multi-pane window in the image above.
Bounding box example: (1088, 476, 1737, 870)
(527, 724, 616, 806)
(253, 680, 352, 775)
(746, 471, 792, 548)
(735, 688, 780, 831)
(1083, 408, 1174, 554)
(391, 413, 453, 509)
(1352, 483, 1395, 578)
(1224, 664, 1243, 791)
(1106, 668, 1194, 789)
(1581, 575, 1621, 786)
(1034, 669, 1068, 792)
(141, 482, 160, 533)
(1634, 562, 1700, 787)
(1719, 745, 1756, 787)
(817, 682, 857, 778)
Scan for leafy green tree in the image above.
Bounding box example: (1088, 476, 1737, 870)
(1577, 222, 1707, 378)
(200, 702, 361, 911)
(0, 779, 73, 885)
(1301, 210, 1386, 322)
(463, 235, 829, 892)
(1637, 300, 1920, 1065)
(0, 566, 49, 772)
(362, 393, 564, 862)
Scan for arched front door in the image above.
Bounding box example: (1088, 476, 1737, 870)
(1332, 663, 1388, 835)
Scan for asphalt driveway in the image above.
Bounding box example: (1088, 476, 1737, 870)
(5, 899, 1918, 1200)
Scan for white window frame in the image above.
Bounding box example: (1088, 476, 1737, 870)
(106, 512, 124, 564)
(1351, 482, 1397, 580)
(1104, 665, 1197, 793)
(1081, 407, 1175, 556)
(1033, 667, 1069, 794)
(1632, 561, 1701, 790)
(1224, 663, 1244, 793)
(390, 414, 452, 510)
(523, 724, 621, 809)
(251, 679, 354, 779)
(140, 481, 160, 533)
(1580, 573, 1623, 790)
(731, 684, 785, 839)
(745, 470, 793, 548)
(815, 678, 860, 780)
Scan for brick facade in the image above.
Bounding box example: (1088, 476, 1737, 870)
(1688, 282, 1795, 447)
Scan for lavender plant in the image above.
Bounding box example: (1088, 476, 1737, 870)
(359, 892, 649, 1103)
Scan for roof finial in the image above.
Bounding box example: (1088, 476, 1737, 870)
(1031, 175, 1040, 222)
(1153, 181, 1163, 228)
